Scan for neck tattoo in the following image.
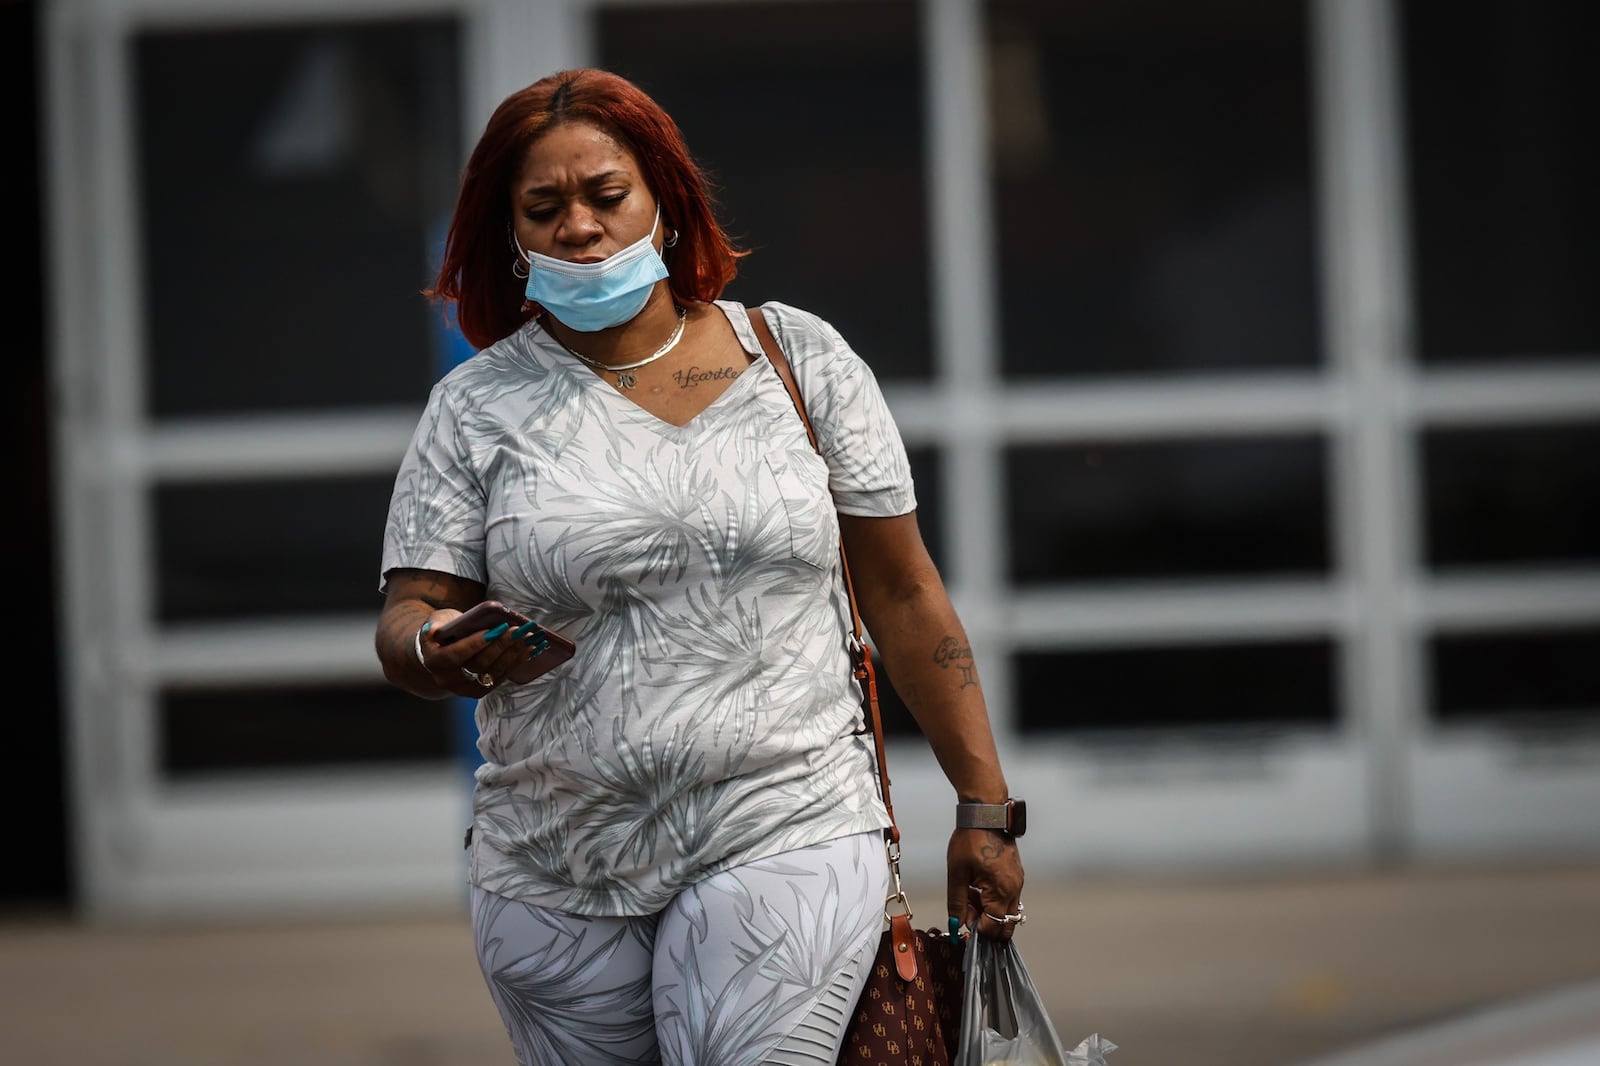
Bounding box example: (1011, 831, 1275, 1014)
(547, 306, 688, 390)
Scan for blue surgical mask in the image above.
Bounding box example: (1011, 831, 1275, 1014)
(518, 207, 670, 332)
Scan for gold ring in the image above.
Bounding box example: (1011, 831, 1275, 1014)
(479, 673, 495, 688)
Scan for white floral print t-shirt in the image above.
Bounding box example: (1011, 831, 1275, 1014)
(380, 301, 913, 916)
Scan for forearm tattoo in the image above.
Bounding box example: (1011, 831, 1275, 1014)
(411, 570, 470, 607)
(377, 605, 435, 669)
(377, 570, 478, 660)
(932, 635, 978, 688)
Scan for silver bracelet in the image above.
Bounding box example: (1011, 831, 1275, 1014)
(413, 622, 430, 672)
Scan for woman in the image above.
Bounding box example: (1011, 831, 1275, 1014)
(375, 67, 1024, 1065)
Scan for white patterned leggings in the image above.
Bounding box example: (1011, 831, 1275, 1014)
(471, 831, 892, 1066)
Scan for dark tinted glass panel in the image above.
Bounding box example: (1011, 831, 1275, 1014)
(986, 0, 1319, 377)
(1422, 423, 1600, 567)
(1402, 1, 1600, 361)
(1016, 640, 1336, 732)
(1431, 628, 1600, 725)
(906, 446, 945, 574)
(136, 20, 462, 417)
(6, 0, 67, 906)
(597, 1, 931, 381)
(161, 683, 452, 776)
(1006, 437, 1328, 582)
(155, 476, 394, 620)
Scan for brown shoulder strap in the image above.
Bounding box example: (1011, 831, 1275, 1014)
(747, 307, 900, 843)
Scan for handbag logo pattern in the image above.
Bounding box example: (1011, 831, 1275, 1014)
(841, 929, 963, 1065)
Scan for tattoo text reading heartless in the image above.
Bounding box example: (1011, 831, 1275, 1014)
(673, 365, 740, 388)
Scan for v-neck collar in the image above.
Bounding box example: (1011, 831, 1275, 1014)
(532, 300, 771, 431)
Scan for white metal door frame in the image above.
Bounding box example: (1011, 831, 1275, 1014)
(41, 0, 571, 921)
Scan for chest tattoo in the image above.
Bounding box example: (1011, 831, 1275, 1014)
(672, 364, 742, 389)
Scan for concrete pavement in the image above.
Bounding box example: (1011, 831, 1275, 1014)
(2, 860, 1598, 1066)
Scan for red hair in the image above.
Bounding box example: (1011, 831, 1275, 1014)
(427, 68, 747, 350)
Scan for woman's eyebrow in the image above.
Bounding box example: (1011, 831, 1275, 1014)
(519, 170, 630, 198)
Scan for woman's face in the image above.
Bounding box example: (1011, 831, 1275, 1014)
(510, 120, 661, 264)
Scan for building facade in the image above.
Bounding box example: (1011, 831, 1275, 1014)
(42, 0, 1599, 919)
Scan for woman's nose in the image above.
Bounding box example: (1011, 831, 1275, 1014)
(558, 204, 602, 245)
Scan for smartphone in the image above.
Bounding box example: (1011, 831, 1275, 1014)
(434, 601, 576, 684)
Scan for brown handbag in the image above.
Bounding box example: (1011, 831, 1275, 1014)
(747, 308, 965, 1066)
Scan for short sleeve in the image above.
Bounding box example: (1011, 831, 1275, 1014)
(378, 381, 488, 593)
(761, 303, 917, 518)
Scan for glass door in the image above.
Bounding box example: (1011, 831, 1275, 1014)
(45, 0, 513, 918)
(596, 0, 1367, 885)
(1394, 0, 1600, 858)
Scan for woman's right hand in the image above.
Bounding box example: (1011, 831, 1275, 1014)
(411, 609, 551, 698)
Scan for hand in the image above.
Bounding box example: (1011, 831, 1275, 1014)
(414, 614, 539, 697)
(946, 828, 1025, 941)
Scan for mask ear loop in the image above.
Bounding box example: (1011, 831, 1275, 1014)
(508, 222, 531, 279)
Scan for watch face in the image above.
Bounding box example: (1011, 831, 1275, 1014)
(1009, 799, 1027, 837)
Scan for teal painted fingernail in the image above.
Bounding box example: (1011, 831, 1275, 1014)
(948, 917, 962, 938)
(420, 621, 431, 634)
(484, 623, 510, 640)
(512, 621, 538, 638)
(529, 640, 550, 655)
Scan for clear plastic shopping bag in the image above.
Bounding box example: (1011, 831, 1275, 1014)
(955, 933, 1117, 1066)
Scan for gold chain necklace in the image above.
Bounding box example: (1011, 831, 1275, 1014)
(547, 306, 687, 391)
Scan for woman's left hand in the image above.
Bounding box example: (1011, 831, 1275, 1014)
(947, 828, 1026, 941)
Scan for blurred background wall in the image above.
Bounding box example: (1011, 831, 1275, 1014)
(13, 0, 1598, 922)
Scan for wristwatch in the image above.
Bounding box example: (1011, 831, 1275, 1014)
(955, 798, 1027, 837)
